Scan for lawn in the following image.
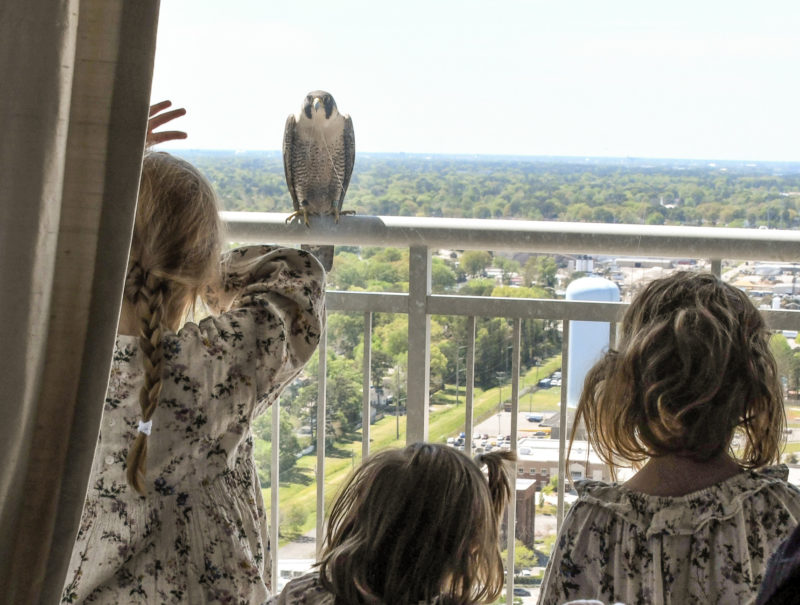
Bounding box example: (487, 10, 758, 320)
(265, 355, 563, 541)
(783, 440, 800, 455)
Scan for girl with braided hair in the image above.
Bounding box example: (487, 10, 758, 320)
(61, 149, 325, 603)
(269, 443, 516, 605)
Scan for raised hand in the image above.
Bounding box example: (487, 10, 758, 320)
(146, 100, 188, 146)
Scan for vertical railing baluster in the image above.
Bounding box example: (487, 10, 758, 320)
(464, 316, 476, 454)
(511, 319, 521, 449)
(505, 319, 522, 601)
(362, 312, 372, 460)
(270, 394, 280, 590)
(711, 259, 722, 277)
(407, 246, 431, 443)
(557, 320, 571, 531)
(315, 316, 327, 556)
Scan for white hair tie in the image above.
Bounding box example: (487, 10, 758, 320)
(137, 419, 153, 436)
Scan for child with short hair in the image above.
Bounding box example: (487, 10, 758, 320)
(61, 150, 325, 603)
(270, 443, 515, 605)
(539, 271, 800, 605)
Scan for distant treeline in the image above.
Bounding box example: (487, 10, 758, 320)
(179, 150, 800, 229)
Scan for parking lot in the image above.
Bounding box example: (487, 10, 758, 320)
(473, 410, 557, 444)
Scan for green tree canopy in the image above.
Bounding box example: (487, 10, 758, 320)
(461, 250, 492, 276)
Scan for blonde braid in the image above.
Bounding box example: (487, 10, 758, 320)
(120, 152, 223, 494)
(125, 269, 167, 495)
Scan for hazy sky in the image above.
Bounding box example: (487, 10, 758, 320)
(151, 0, 800, 161)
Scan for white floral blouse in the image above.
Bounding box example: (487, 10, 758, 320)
(61, 246, 325, 604)
(267, 572, 332, 605)
(538, 465, 800, 605)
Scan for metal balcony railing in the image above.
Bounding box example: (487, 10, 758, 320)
(223, 211, 800, 600)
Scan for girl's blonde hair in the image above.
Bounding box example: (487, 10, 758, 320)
(318, 443, 515, 605)
(573, 271, 784, 474)
(124, 152, 222, 495)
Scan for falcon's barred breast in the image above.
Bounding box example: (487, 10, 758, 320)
(283, 91, 355, 270)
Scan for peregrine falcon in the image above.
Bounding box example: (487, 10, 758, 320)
(283, 90, 355, 270)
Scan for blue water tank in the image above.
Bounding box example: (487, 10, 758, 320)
(565, 277, 620, 408)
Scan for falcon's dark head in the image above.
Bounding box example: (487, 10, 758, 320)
(302, 90, 337, 120)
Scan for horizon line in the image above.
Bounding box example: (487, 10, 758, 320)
(168, 148, 800, 165)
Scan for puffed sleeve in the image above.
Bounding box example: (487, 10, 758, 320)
(160, 246, 325, 433)
(538, 502, 603, 605)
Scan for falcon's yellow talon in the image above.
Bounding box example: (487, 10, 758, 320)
(285, 210, 311, 227)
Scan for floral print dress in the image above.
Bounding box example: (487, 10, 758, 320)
(61, 246, 325, 604)
(538, 466, 800, 605)
(266, 572, 332, 605)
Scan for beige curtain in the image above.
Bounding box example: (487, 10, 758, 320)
(0, 0, 160, 601)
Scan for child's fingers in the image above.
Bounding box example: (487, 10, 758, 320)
(149, 99, 173, 116)
(149, 107, 187, 130)
(147, 130, 188, 145)
(146, 104, 188, 146)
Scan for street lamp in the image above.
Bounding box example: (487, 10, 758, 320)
(396, 397, 405, 440)
(455, 345, 467, 405)
(496, 371, 507, 407)
(393, 366, 405, 441)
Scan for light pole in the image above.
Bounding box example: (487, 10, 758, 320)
(394, 366, 404, 441)
(531, 360, 539, 413)
(455, 345, 467, 405)
(496, 371, 507, 407)
(396, 397, 405, 440)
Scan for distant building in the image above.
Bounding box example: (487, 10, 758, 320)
(516, 437, 610, 488)
(540, 409, 587, 440)
(567, 255, 594, 274)
(614, 257, 673, 269)
(276, 559, 315, 592)
(501, 478, 537, 549)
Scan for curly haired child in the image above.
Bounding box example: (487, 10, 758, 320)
(539, 271, 800, 605)
(270, 443, 515, 605)
(61, 150, 325, 603)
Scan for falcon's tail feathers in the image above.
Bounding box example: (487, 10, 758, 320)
(302, 244, 334, 272)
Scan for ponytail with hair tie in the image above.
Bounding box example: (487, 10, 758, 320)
(475, 450, 516, 520)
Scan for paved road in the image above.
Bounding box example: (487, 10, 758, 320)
(278, 529, 317, 559)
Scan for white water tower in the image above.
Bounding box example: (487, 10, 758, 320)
(565, 277, 620, 408)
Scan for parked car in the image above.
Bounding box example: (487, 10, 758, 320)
(526, 414, 543, 423)
(513, 587, 532, 596)
(537, 378, 551, 388)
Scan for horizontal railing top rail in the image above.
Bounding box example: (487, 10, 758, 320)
(325, 292, 800, 330)
(223, 211, 800, 261)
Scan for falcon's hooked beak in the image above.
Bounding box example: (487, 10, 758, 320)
(313, 97, 322, 112)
